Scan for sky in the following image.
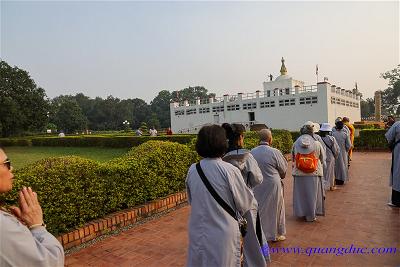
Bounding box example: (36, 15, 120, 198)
(1, 1, 399, 103)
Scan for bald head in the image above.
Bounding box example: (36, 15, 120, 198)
(259, 129, 272, 143)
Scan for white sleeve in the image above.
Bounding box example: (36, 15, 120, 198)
(245, 154, 263, 188)
(274, 150, 288, 179)
(0, 213, 64, 267)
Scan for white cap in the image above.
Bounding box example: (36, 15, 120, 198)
(303, 121, 314, 127)
(320, 123, 332, 132)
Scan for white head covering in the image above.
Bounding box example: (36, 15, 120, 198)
(303, 121, 314, 128)
(313, 123, 320, 133)
(320, 123, 332, 132)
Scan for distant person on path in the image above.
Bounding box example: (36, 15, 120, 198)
(385, 115, 396, 130)
(135, 129, 143, 136)
(149, 127, 157, 136)
(166, 127, 173, 135)
(385, 120, 400, 207)
(332, 119, 351, 185)
(333, 117, 350, 135)
(0, 147, 65, 267)
(221, 123, 270, 266)
(292, 123, 325, 222)
(186, 125, 255, 267)
(251, 129, 288, 241)
(319, 123, 340, 190)
(342, 117, 355, 162)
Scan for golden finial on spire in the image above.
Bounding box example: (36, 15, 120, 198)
(280, 57, 287, 75)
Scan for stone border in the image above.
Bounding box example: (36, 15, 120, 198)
(56, 191, 188, 249)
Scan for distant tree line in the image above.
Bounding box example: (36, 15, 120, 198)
(0, 60, 215, 137)
(360, 64, 400, 118)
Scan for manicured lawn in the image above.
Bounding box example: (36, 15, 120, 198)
(3, 146, 130, 169)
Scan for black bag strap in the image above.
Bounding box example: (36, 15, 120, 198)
(196, 163, 237, 221)
(321, 137, 334, 156)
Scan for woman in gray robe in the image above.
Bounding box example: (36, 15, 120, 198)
(319, 123, 340, 190)
(251, 129, 288, 241)
(385, 120, 400, 207)
(222, 123, 270, 267)
(0, 147, 65, 267)
(332, 120, 351, 185)
(292, 124, 325, 222)
(186, 125, 255, 267)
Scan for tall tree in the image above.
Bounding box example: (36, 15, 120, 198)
(381, 65, 400, 115)
(0, 60, 49, 137)
(360, 98, 375, 118)
(50, 96, 88, 133)
(171, 86, 216, 102)
(150, 90, 172, 128)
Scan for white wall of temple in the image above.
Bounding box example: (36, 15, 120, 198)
(170, 82, 361, 133)
(327, 85, 361, 125)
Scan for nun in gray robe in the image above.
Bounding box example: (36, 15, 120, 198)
(332, 121, 351, 185)
(385, 121, 400, 207)
(292, 130, 325, 222)
(319, 123, 340, 190)
(223, 148, 270, 266)
(186, 159, 255, 267)
(251, 130, 288, 241)
(221, 123, 270, 266)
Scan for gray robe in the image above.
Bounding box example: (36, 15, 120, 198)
(332, 129, 351, 182)
(223, 149, 269, 267)
(292, 135, 325, 220)
(186, 158, 254, 267)
(0, 211, 64, 267)
(385, 121, 400, 192)
(251, 143, 287, 241)
(321, 135, 340, 189)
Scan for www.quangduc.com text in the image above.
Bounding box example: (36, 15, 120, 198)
(262, 244, 398, 256)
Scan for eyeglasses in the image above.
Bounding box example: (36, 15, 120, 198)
(2, 159, 11, 170)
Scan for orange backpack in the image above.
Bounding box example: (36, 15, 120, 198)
(295, 152, 319, 173)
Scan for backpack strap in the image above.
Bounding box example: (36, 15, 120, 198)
(321, 137, 334, 156)
(195, 163, 237, 220)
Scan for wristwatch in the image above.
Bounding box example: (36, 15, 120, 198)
(28, 222, 46, 229)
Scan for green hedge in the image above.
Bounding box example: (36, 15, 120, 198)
(1, 141, 197, 235)
(290, 131, 301, 143)
(353, 124, 381, 130)
(0, 138, 32, 146)
(244, 130, 293, 154)
(21, 135, 195, 147)
(356, 129, 388, 149)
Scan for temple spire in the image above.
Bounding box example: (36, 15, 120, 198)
(280, 57, 287, 75)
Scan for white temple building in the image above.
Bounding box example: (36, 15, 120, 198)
(170, 58, 361, 133)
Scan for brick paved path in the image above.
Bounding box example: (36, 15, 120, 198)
(66, 152, 400, 266)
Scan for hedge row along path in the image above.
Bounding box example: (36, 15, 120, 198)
(65, 152, 400, 266)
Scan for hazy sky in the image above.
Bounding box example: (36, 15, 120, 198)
(1, 1, 399, 103)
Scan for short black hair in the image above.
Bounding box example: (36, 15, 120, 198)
(196, 125, 227, 158)
(335, 121, 344, 130)
(222, 123, 245, 149)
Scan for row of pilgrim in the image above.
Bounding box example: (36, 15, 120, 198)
(185, 118, 354, 267)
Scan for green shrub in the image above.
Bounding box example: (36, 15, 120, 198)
(0, 138, 32, 146)
(1, 141, 197, 235)
(353, 124, 379, 130)
(3, 157, 106, 235)
(243, 130, 293, 154)
(30, 135, 196, 147)
(290, 131, 301, 143)
(357, 129, 388, 149)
